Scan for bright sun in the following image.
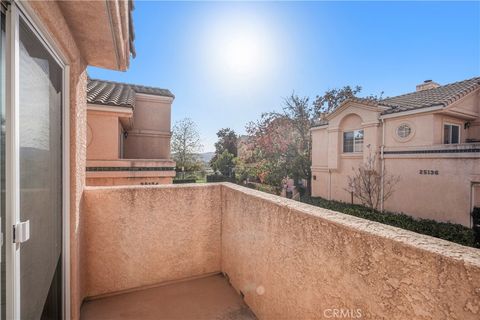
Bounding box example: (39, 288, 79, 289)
(222, 32, 262, 75)
(203, 15, 276, 80)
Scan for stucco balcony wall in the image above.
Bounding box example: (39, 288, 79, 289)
(82, 184, 223, 297)
(82, 183, 480, 319)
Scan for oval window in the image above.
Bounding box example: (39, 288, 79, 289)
(396, 123, 412, 139)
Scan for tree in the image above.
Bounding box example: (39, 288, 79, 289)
(313, 86, 383, 114)
(346, 149, 400, 211)
(242, 87, 384, 196)
(245, 93, 314, 194)
(171, 118, 203, 171)
(211, 150, 236, 176)
(210, 128, 238, 167)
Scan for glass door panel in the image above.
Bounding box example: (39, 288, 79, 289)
(0, 7, 5, 320)
(18, 16, 62, 320)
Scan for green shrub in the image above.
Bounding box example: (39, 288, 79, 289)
(173, 179, 197, 184)
(301, 196, 477, 248)
(472, 207, 480, 247)
(206, 174, 236, 183)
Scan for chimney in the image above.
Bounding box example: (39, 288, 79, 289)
(416, 79, 440, 92)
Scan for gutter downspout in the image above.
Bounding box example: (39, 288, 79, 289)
(380, 118, 385, 212)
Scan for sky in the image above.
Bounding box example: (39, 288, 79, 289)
(88, 1, 480, 152)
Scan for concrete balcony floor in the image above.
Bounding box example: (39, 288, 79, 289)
(80, 274, 256, 320)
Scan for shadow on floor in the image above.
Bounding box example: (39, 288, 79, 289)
(80, 273, 257, 320)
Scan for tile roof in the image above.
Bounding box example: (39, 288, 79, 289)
(87, 78, 174, 109)
(310, 76, 480, 127)
(379, 77, 480, 115)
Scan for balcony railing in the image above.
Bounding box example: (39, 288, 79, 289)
(80, 183, 480, 319)
(384, 143, 480, 158)
(85, 159, 176, 185)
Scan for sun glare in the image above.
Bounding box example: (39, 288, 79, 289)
(202, 14, 277, 82)
(222, 31, 263, 75)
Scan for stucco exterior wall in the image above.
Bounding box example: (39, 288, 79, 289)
(86, 111, 121, 160)
(124, 134, 172, 159)
(311, 127, 328, 167)
(221, 183, 480, 320)
(448, 90, 479, 118)
(82, 184, 222, 298)
(25, 1, 88, 319)
(124, 94, 173, 159)
(384, 156, 480, 226)
(383, 113, 435, 147)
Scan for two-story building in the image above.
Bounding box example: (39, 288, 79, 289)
(86, 78, 176, 186)
(311, 77, 480, 227)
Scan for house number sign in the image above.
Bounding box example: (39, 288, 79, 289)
(419, 170, 439, 175)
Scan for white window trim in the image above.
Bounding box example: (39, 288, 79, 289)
(343, 129, 364, 153)
(443, 122, 461, 145)
(393, 121, 415, 143)
(5, 2, 70, 319)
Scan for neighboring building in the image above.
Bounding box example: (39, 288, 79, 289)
(311, 77, 480, 227)
(86, 79, 176, 186)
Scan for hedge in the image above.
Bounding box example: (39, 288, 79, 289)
(206, 175, 236, 183)
(173, 179, 197, 184)
(301, 196, 477, 248)
(472, 207, 480, 247)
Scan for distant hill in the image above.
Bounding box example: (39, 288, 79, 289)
(171, 151, 215, 165)
(197, 152, 215, 164)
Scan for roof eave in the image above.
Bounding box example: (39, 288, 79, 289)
(58, 0, 134, 71)
(379, 104, 445, 119)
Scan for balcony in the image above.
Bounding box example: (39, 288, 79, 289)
(384, 143, 480, 159)
(81, 274, 256, 320)
(86, 159, 176, 186)
(79, 183, 480, 319)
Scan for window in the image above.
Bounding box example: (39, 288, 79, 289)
(396, 124, 412, 139)
(444, 124, 460, 144)
(343, 129, 364, 153)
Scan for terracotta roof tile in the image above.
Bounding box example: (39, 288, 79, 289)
(379, 77, 480, 115)
(87, 78, 174, 109)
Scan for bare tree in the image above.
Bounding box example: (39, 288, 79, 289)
(346, 150, 399, 211)
(313, 86, 384, 114)
(171, 118, 203, 171)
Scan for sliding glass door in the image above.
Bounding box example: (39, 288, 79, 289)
(18, 14, 63, 320)
(0, 5, 6, 320)
(2, 3, 65, 320)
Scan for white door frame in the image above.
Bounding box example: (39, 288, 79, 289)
(5, 1, 70, 319)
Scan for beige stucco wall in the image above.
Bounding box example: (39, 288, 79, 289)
(86, 111, 122, 160)
(82, 184, 222, 298)
(221, 183, 480, 320)
(384, 156, 480, 226)
(80, 183, 480, 319)
(124, 133, 172, 159)
(384, 113, 436, 147)
(25, 1, 88, 319)
(124, 94, 173, 159)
